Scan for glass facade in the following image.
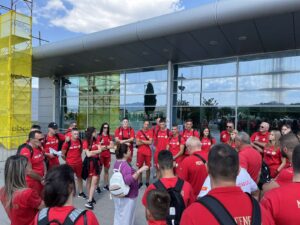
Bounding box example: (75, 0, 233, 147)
(61, 68, 168, 131)
(60, 50, 300, 140)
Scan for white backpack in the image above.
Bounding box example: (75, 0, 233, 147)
(109, 162, 130, 197)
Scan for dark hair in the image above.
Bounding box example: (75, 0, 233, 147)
(208, 144, 239, 181)
(31, 124, 41, 130)
(72, 128, 79, 132)
(122, 117, 128, 121)
(159, 118, 166, 123)
(158, 150, 173, 170)
(146, 189, 170, 221)
(279, 132, 300, 153)
(115, 143, 129, 159)
(85, 127, 96, 150)
(200, 127, 214, 142)
(28, 130, 42, 140)
(43, 164, 76, 207)
(185, 118, 193, 123)
(292, 144, 300, 173)
(99, 122, 110, 136)
(172, 124, 178, 127)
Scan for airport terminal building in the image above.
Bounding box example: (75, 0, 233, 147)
(33, 0, 300, 137)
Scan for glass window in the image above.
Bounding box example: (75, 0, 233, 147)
(202, 62, 236, 78)
(126, 69, 167, 83)
(282, 55, 300, 71)
(239, 58, 274, 75)
(177, 65, 202, 79)
(173, 79, 201, 93)
(65, 88, 79, 97)
(125, 94, 167, 107)
(202, 92, 236, 106)
(202, 77, 236, 92)
(126, 82, 167, 95)
(173, 93, 200, 106)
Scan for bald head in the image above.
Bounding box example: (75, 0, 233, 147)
(186, 136, 202, 154)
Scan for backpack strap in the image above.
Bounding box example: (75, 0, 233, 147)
(198, 195, 237, 225)
(65, 141, 72, 158)
(246, 193, 261, 225)
(174, 178, 184, 193)
(153, 179, 167, 191)
(37, 208, 50, 225)
(194, 153, 206, 164)
(63, 208, 87, 225)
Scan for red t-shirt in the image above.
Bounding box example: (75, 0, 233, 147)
(200, 137, 216, 154)
(154, 129, 171, 151)
(177, 151, 208, 196)
(220, 130, 230, 143)
(136, 129, 153, 156)
(20, 145, 45, 178)
(82, 139, 99, 158)
(168, 135, 183, 157)
(142, 177, 196, 208)
(181, 186, 273, 225)
(61, 139, 82, 165)
(275, 166, 293, 186)
(33, 206, 99, 225)
(43, 133, 65, 166)
(263, 145, 282, 177)
(261, 182, 300, 225)
(239, 145, 262, 183)
(0, 188, 41, 225)
(97, 134, 112, 158)
(64, 129, 72, 139)
(250, 132, 269, 144)
(180, 129, 200, 156)
(114, 127, 135, 148)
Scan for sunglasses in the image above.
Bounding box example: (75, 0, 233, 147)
(103, 126, 109, 129)
(226, 126, 232, 128)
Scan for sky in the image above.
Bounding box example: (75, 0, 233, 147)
(1, 0, 215, 87)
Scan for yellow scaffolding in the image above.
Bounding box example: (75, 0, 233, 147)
(0, 11, 32, 149)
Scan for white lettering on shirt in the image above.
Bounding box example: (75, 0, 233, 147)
(234, 216, 251, 225)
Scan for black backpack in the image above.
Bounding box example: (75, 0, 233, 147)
(37, 208, 87, 225)
(197, 193, 261, 225)
(16, 143, 33, 158)
(65, 139, 82, 158)
(258, 161, 271, 190)
(153, 178, 185, 225)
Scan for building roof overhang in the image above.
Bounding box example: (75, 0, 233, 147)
(32, 0, 300, 77)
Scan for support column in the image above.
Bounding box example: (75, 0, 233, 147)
(166, 61, 173, 129)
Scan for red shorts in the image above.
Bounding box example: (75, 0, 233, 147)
(136, 151, 151, 168)
(88, 158, 102, 177)
(26, 178, 44, 197)
(69, 163, 83, 179)
(48, 157, 60, 170)
(127, 145, 134, 163)
(101, 155, 111, 169)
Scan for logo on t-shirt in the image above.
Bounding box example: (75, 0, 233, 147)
(297, 200, 300, 208)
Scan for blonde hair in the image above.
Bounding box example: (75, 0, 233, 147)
(268, 130, 281, 149)
(2, 155, 28, 209)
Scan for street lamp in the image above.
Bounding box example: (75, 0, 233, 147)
(177, 74, 186, 122)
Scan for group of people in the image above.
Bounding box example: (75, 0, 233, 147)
(0, 117, 300, 225)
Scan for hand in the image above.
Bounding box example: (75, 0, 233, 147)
(139, 165, 149, 172)
(65, 136, 70, 142)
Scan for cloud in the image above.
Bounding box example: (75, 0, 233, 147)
(37, 0, 184, 33)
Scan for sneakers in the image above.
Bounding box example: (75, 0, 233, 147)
(91, 198, 96, 204)
(85, 201, 94, 210)
(138, 182, 143, 189)
(78, 192, 87, 199)
(96, 187, 101, 194)
(104, 185, 109, 191)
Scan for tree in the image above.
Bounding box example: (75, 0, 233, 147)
(144, 82, 157, 118)
(201, 97, 218, 123)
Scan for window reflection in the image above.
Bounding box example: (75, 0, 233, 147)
(202, 92, 236, 106)
(173, 79, 201, 93)
(174, 93, 200, 106)
(126, 69, 167, 83)
(125, 94, 167, 107)
(126, 82, 167, 95)
(202, 77, 236, 92)
(202, 62, 236, 78)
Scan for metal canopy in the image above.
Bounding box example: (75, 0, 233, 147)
(32, 0, 300, 77)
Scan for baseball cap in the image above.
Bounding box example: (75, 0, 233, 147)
(48, 122, 58, 129)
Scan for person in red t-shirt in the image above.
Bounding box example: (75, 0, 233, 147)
(142, 150, 196, 222)
(227, 129, 238, 149)
(145, 189, 170, 225)
(261, 145, 300, 225)
(83, 127, 103, 210)
(61, 128, 86, 199)
(43, 122, 66, 169)
(180, 118, 200, 157)
(263, 132, 300, 194)
(97, 122, 114, 191)
(177, 136, 208, 196)
(181, 144, 273, 225)
(136, 120, 153, 188)
(235, 132, 262, 183)
(250, 122, 270, 152)
(34, 164, 99, 225)
(0, 155, 44, 225)
(220, 121, 234, 143)
(263, 130, 286, 178)
(114, 118, 135, 163)
(19, 130, 46, 196)
(166, 124, 185, 173)
(200, 127, 216, 154)
(153, 118, 171, 168)
(64, 121, 77, 139)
